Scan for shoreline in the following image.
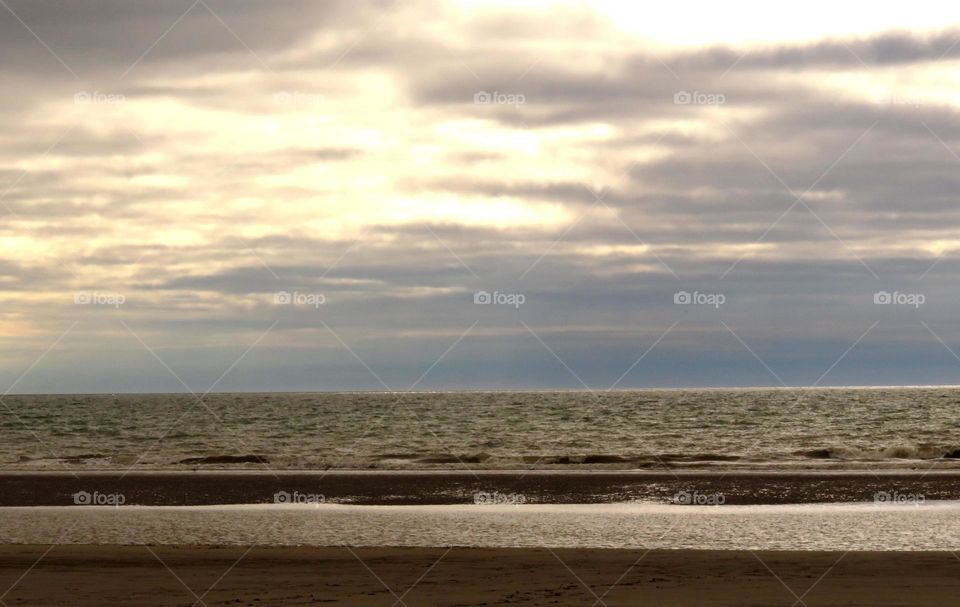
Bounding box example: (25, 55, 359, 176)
(2, 500, 956, 550)
(2, 470, 959, 506)
(0, 545, 958, 605)
(8, 468, 960, 475)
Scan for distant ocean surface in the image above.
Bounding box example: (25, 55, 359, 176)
(4, 388, 960, 471)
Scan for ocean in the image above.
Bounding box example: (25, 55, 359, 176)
(3, 387, 960, 471)
(5, 388, 960, 551)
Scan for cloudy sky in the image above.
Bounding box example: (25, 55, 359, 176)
(3, 0, 960, 393)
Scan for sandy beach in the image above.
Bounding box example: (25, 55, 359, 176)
(0, 545, 956, 605)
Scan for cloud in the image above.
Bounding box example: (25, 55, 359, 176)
(679, 29, 960, 70)
(1, 1, 960, 391)
(0, 0, 392, 77)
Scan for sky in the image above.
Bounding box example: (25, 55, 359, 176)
(3, 0, 960, 393)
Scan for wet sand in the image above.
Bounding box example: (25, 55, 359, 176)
(5, 470, 960, 505)
(0, 545, 957, 605)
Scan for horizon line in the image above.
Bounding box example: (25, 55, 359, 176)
(6, 384, 960, 397)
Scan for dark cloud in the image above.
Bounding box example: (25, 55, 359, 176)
(0, 0, 393, 77)
(676, 29, 960, 71)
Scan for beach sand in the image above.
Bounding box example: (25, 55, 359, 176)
(0, 545, 957, 605)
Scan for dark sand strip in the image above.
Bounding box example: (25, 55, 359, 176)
(5, 471, 960, 505)
(0, 545, 958, 605)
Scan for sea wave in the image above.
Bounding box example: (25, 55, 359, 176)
(797, 446, 960, 460)
(5, 389, 960, 471)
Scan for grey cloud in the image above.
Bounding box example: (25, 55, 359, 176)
(3, 3, 960, 390)
(672, 29, 960, 72)
(0, 0, 393, 77)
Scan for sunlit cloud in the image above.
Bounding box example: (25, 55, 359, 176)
(1, 0, 960, 390)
